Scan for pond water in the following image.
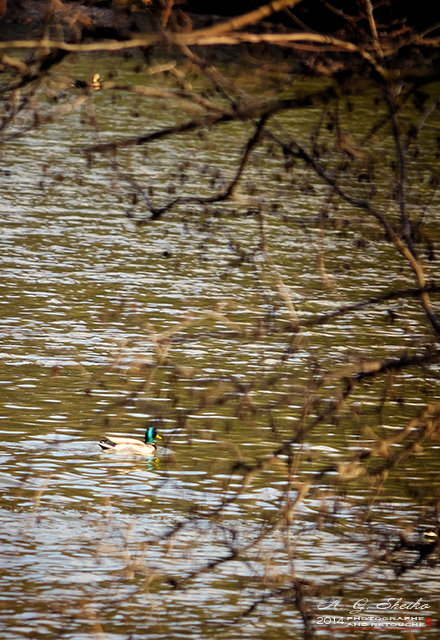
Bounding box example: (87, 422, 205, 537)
(1, 53, 440, 639)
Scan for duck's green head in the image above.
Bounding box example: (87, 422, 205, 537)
(145, 426, 161, 444)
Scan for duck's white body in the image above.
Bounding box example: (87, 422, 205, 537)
(99, 426, 161, 457)
(99, 436, 156, 456)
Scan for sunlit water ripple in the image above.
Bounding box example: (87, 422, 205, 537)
(1, 57, 439, 639)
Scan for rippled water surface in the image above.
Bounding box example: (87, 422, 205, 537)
(1, 54, 440, 639)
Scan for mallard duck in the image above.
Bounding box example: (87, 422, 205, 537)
(73, 73, 101, 90)
(99, 426, 161, 456)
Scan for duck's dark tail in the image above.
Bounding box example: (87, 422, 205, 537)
(99, 438, 116, 450)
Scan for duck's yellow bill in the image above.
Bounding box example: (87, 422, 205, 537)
(156, 434, 162, 439)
